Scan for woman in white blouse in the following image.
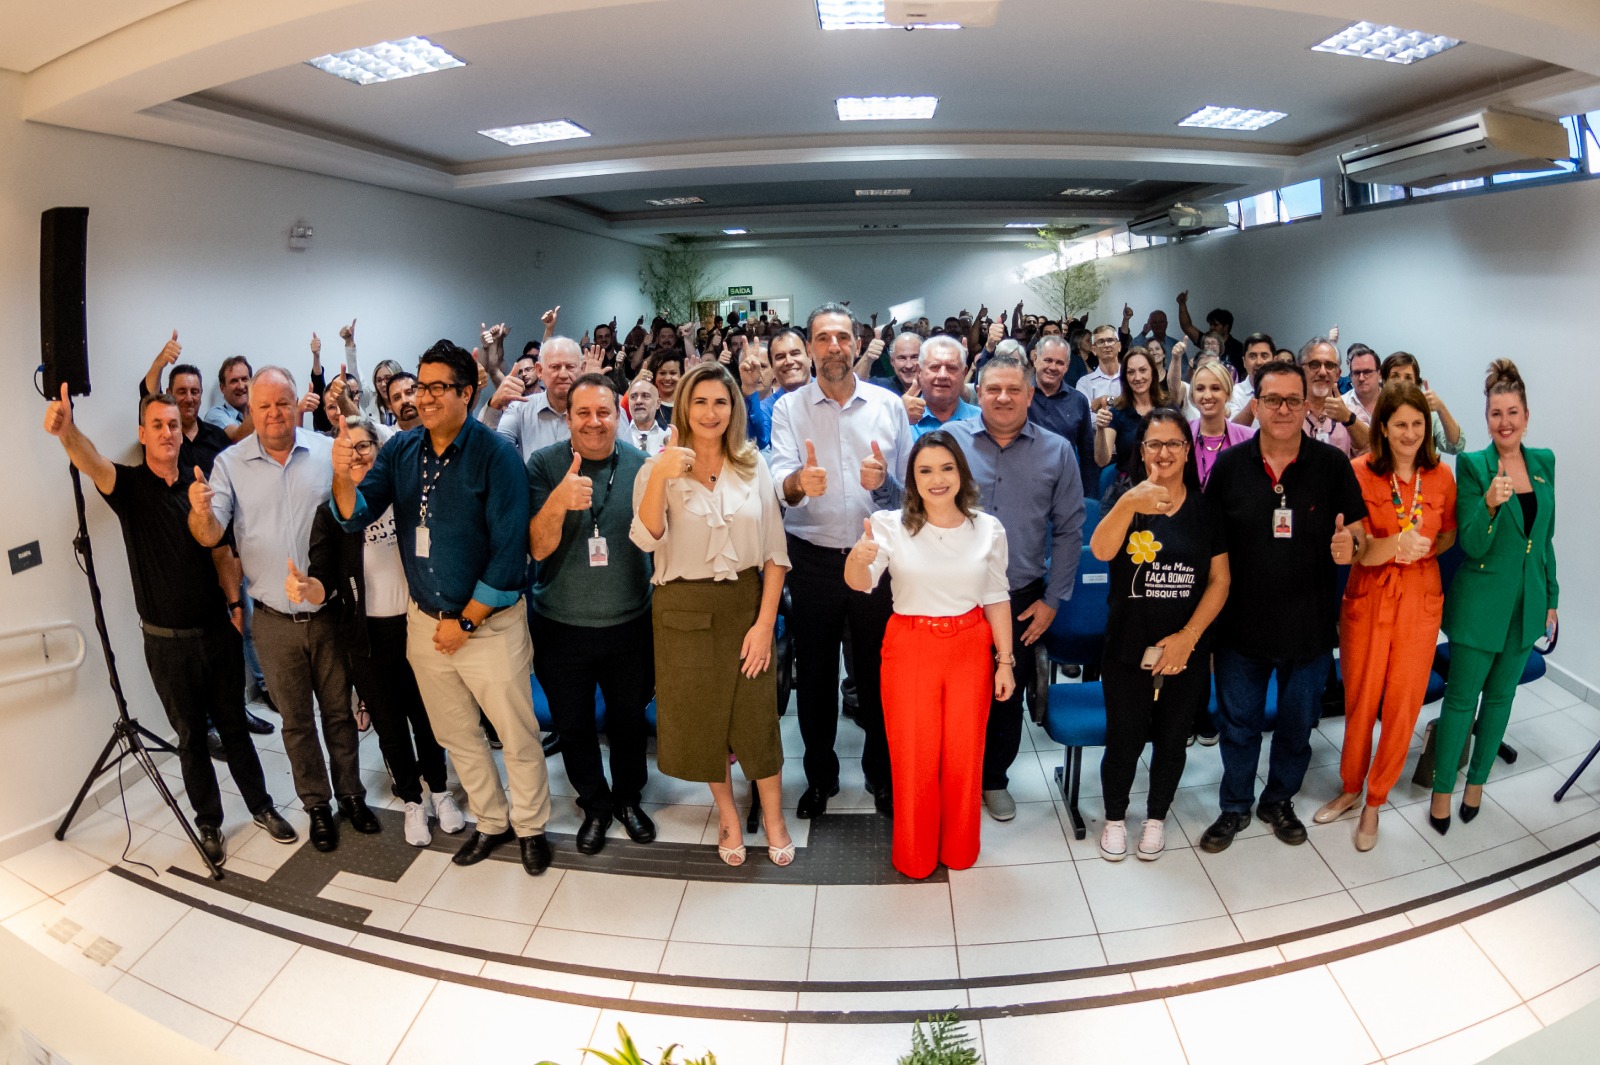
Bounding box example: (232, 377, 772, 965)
(631, 362, 794, 867)
(844, 429, 1014, 880)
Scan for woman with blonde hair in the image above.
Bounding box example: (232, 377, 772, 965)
(630, 362, 794, 865)
(1188, 358, 1254, 488)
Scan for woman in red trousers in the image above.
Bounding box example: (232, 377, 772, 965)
(1314, 380, 1456, 850)
(845, 429, 1014, 879)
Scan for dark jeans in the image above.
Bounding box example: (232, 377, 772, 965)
(1213, 647, 1332, 814)
(787, 535, 893, 793)
(251, 607, 362, 808)
(531, 610, 654, 815)
(239, 574, 265, 693)
(143, 623, 272, 829)
(982, 580, 1043, 791)
(348, 614, 447, 804)
(1100, 655, 1206, 821)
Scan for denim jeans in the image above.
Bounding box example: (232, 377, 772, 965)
(1213, 647, 1332, 814)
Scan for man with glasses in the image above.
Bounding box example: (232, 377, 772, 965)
(1298, 337, 1368, 457)
(1339, 345, 1383, 446)
(1199, 361, 1366, 854)
(1076, 325, 1125, 408)
(332, 340, 555, 875)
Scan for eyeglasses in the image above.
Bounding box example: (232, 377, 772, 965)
(351, 441, 377, 456)
(1350, 368, 1378, 378)
(1141, 439, 1189, 454)
(1093, 337, 1120, 346)
(416, 381, 466, 398)
(1303, 360, 1339, 373)
(1257, 394, 1307, 411)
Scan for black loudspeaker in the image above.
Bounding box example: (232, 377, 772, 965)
(41, 206, 91, 397)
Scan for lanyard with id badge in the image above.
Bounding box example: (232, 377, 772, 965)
(1273, 482, 1293, 539)
(585, 452, 620, 567)
(416, 446, 452, 558)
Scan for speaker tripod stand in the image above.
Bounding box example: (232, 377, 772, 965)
(53, 462, 222, 880)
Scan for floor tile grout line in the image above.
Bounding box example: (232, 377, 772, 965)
(1161, 995, 1193, 1065)
(1325, 959, 1385, 1061)
(1459, 916, 1534, 1008)
(383, 979, 440, 1065)
(1525, 959, 1600, 1020)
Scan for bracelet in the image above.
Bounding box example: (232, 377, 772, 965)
(995, 652, 1016, 666)
(228, 601, 243, 611)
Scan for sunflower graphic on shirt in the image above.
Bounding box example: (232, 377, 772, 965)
(1126, 529, 1162, 597)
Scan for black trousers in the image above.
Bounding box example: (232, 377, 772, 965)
(251, 607, 363, 808)
(143, 623, 272, 829)
(787, 535, 893, 792)
(982, 579, 1043, 791)
(1099, 655, 1207, 821)
(347, 614, 447, 804)
(531, 610, 654, 814)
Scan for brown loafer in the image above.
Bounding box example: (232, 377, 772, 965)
(1313, 792, 1363, 825)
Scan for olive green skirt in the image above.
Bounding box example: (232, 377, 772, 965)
(652, 569, 783, 783)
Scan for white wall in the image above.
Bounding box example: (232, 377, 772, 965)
(0, 71, 644, 853)
(1088, 176, 1598, 695)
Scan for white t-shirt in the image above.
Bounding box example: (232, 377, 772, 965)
(361, 506, 409, 618)
(864, 509, 1010, 618)
(1077, 367, 1121, 406)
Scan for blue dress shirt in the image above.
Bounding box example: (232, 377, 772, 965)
(337, 418, 529, 614)
(1027, 384, 1097, 492)
(912, 399, 981, 439)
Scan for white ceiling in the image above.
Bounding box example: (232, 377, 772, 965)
(7, 0, 1600, 244)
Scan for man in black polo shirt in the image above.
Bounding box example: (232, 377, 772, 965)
(1199, 362, 1366, 852)
(140, 336, 235, 477)
(526, 374, 657, 855)
(43, 386, 295, 865)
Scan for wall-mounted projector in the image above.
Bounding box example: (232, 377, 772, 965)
(1339, 110, 1569, 188)
(1128, 204, 1231, 239)
(884, 2, 1001, 28)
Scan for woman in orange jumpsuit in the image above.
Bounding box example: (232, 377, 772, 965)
(1314, 380, 1456, 850)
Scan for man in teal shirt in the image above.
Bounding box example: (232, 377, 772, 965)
(527, 373, 657, 855)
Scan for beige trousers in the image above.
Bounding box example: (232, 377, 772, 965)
(405, 600, 550, 836)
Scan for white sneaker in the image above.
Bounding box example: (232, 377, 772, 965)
(402, 801, 431, 847)
(1100, 819, 1128, 862)
(433, 789, 466, 834)
(1137, 819, 1165, 861)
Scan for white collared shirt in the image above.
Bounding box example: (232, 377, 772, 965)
(625, 422, 669, 456)
(1076, 367, 1121, 406)
(487, 393, 571, 463)
(769, 378, 913, 550)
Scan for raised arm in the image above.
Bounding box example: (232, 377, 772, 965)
(42, 383, 116, 494)
(142, 331, 181, 397)
(1175, 291, 1201, 342)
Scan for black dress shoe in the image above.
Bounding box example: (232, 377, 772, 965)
(206, 728, 226, 762)
(1459, 801, 1480, 823)
(453, 828, 514, 865)
(243, 709, 276, 735)
(198, 825, 227, 866)
(1199, 811, 1251, 853)
(575, 813, 612, 855)
(797, 783, 839, 820)
(339, 794, 381, 834)
(252, 806, 298, 844)
(519, 833, 553, 875)
(1257, 800, 1308, 845)
(307, 804, 339, 852)
(616, 804, 656, 844)
(540, 732, 561, 757)
(874, 783, 894, 817)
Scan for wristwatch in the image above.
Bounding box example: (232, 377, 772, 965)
(228, 601, 243, 612)
(455, 615, 477, 634)
(1341, 411, 1356, 427)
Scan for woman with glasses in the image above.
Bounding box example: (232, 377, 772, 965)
(1090, 410, 1230, 860)
(1314, 381, 1456, 850)
(370, 359, 405, 425)
(295, 416, 461, 848)
(1429, 360, 1557, 833)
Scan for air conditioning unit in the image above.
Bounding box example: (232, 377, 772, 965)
(1128, 203, 1230, 239)
(885, 2, 1001, 28)
(1339, 110, 1569, 188)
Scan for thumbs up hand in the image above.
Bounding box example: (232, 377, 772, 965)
(849, 516, 880, 567)
(902, 381, 926, 425)
(188, 465, 213, 515)
(285, 557, 312, 605)
(43, 382, 74, 437)
(339, 318, 356, 344)
(1330, 513, 1354, 564)
(798, 439, 828, 497)
(158, 330, 181, 367)
(331, 416, 355, 474)
(1395, 526, 1431, 565)
(860, 440, 888, 491)
(555, 450, 595, 510)
(1486, 461, 1514, 509)
(654, 426, 697, 483)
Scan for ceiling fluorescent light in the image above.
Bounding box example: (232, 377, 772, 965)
(1312, 21, 1461, 65)
(722, 228, 748, 235)
(837, 96, 939, 121)
(1178, 105, 1287, 131)
(1005, 222, 1047, 228)
(306, 36, 465, 86)
(817, 1, 961, 31)
(1058, 187, 1117, 196)
(478, 120, 591, 146)
(645, 196, 706, 207)
(856, 188, 913, 196)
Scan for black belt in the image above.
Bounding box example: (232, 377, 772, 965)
(140, 621, 210, 639)
(412, 603, 509, 623)
(252, 599, 317, 623)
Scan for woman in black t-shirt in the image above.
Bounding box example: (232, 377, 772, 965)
(1089, 409, 1231, 862)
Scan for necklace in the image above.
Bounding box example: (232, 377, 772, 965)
(1389, 468, 1422, 531)
(1199, 432, 1225, 453)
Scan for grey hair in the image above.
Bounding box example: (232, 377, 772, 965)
(542, 336, 581, 362)
(806, 302, 857, 334)
(1297, 336, 1337, 365)
(342, 415, 381, 441)
(993, 339, 1026, 361)
(920, 333, 968, 369)
(249, 366, 297, 399)
(1034, 334, 1072, 358)
(977, 352, 1036, 390)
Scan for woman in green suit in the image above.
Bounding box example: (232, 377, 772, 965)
(1430, 360, 1558, 833)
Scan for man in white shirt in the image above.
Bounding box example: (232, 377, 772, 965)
(770, 304, 913, 820)
(1339, 344, 1382, 432)
(482, 337, 580, 462)
(1230, 333, 1278, 426)
(624, 377, 669, 455)
(1076, 324, 1125, 408)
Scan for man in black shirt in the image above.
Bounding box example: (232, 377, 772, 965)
(1199, 362, 1366, 853)
(43, 386, 296, 865)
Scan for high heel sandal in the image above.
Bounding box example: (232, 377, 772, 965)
(717, 843, 746, 866)
(768, 842, 796, 866)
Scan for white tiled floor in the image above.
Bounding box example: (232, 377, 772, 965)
(6, 687, 1600, 1063)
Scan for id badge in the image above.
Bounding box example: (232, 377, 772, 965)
(1315, 429, 1331, 444)
(588, 535, 609, 567)
(1273, 508, 1293, 539)
(415, 526, 431, 558)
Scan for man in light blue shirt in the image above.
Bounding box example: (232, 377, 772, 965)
(905, 335, 980, 439)
(189, 366, 370, 853)
(202, 355, 254, 438)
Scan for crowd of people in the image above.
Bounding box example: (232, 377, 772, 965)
(41, 296, 1557, 881)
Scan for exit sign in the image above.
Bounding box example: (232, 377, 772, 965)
(727, 285, 754, 297)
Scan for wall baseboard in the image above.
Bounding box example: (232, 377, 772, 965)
(1548, 660, 1600, 713)
(0, 752, 176, 863)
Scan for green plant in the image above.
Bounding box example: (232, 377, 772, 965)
(1023, 259, 1108, 323)
(534, 1023, 717, 1065)
(899, 1012, 982, 1065)
(639, 236, 722, 325)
